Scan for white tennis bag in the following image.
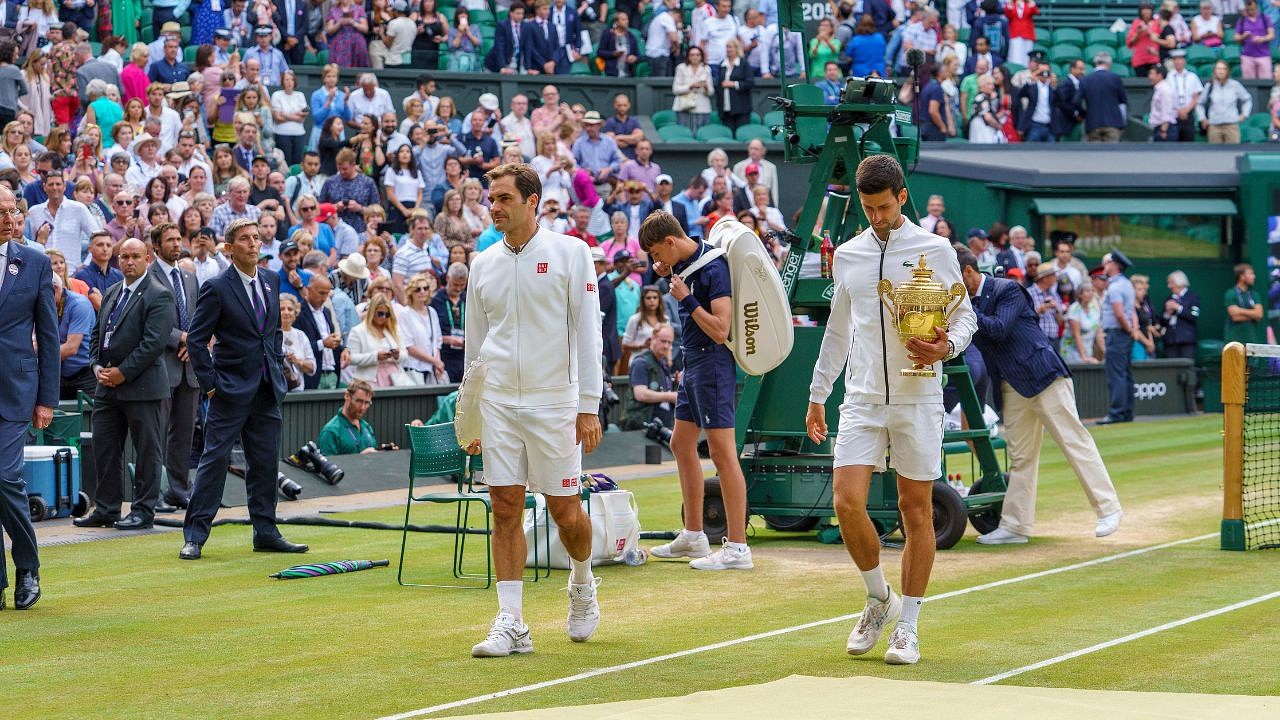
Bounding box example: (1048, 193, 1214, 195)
(523, 490, 641, 569)
(681, 220, 793, 376)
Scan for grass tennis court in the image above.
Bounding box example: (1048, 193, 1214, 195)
(3, 414, 1277, 719)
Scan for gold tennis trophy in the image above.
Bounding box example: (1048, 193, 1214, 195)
(877, 253, 966, 377)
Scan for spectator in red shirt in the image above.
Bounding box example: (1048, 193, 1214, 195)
(566, 204, 598, 246)
(1004, 0, 1039, 67)
(1127, 2, 1165, 77)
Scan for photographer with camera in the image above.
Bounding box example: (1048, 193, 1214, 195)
(316, 380, 398, 456)
(621, 324, 678, 431)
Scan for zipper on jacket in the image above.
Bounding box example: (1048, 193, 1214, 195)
(877, 239, 890, 405)
(513, 251, 522, 403)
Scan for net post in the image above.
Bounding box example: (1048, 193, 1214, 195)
(1221, 342, 1246, 551)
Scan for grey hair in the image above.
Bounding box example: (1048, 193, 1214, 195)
(278, 293, 300, 309)
(1025, 250, 1042, 265)
(85, 78, 110, 101)
(226, 176, 251, 192)
(706, 147, 728, 165)
(610, 210, 628, 224)
(1093, 51, 1112, 67)
(446, 262, 469, 281)
(358, 72, 377, 86)
(1168, 270, 1190, 289)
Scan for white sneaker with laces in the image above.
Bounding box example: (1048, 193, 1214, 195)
(471, 613, 533, 658)
(884, 624, 920, 665)
(1095, 509, 1123, 537)
(689, 540, 754, 570)
(567, 577, 601, 642)
(977, 527, 1029, 545)
(650, 532, 711, 559)
(847, 587, 902, 655)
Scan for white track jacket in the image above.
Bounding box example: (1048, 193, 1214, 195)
(809, 217, 977, 406)
(465, 227, 604, 413)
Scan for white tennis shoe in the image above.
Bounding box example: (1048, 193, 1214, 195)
(689, 540, 753, 570)
(884, 624, 921, 665)
(567, 577, 601, 642)
(650, 531, 711, 559)
(977, 527, 1029, 545)
(847, 587, 902, 655)
(471, 613, 533, 657)
(1095, 509, 1124, 537)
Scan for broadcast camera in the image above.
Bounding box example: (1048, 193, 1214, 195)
(287, 441, 345, 485)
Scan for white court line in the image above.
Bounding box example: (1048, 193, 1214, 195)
(973, 589, 1280, 685)
(376, 531, 1218, 720)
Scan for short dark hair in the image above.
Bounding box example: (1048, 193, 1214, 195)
(1234, 263, 1254, 281)
(38, 151, 63, 169)
(855, 154, 905, 197)
(1149, 63, 1167, 77)
(484, 162, 542, 202)
(150, 222, 178, 245)
(302, 150, 320, 161)
(638, 210, 685, 251)
(955, 247, 979, 274)
(687, 175, 707, 190)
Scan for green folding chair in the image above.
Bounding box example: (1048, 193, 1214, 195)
(397, 423, 550, 589)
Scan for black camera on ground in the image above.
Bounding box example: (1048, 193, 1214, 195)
(287, 441, 345, 485)
(643, 417, 672, 447)
(277, 473, 303, 501)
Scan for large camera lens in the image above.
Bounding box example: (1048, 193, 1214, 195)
(277, 473, 303, 501)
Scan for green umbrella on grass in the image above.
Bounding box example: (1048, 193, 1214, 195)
(270, 560, 390, 579)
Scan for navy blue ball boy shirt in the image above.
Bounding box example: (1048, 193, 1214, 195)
(673, 242, 733, 361)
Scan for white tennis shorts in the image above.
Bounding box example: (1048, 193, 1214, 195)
(479, 399, 583, 496)
(833, 401, 944, 481)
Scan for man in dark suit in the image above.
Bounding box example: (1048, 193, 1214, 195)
(1079, 51, 1128, 143)
(963, 38, 1004, 76)
(1015, 64, 1055, 142)
(272, 0, 310, 65)
(0, 185, 57, 611)
(75, 239, 176, 531)
(957, 247, 1123, 545)
(1160, 270, 1198, 361)
(484, 2, 526, 73)
(293, 274, 345, 389)
(653, 174, 688, 234)
(549, 0, 582, 74)
(521, 0, 558, 76)
(1052, 59, 1086, 140)
(146, 223, 201, 509)
(181, 218, 307, 560)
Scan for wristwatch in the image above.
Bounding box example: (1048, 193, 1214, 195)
(945, 340, 957, 361)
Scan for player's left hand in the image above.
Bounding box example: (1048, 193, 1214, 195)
(669, 273, 690, 301)
(906, 327, 949, 367)
(577, 413, 602, 454)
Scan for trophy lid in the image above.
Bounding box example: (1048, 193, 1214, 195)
(899, 253, 945, 292)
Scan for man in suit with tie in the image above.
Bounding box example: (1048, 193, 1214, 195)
(272, 0, 310, 65)
(180, 218, 307, 560)
(293, 275, 345, 389)
(549, 0, 582, 74)
(1052, 59, 1086, 140)
(956, 247, 1124, 545)
(147, 223, 201, 509)
(75, 239, 176, 531)
(0, 185, 57, 611)
(521, 0, 558, 76)
(485, 2, 526, 73)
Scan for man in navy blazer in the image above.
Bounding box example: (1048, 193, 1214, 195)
(293, 275, 345, 389)
(957, 248, 1123, 545)
(0, 186, 57, 610)
(549, 0, 582, 74)
(1052, 59, 1086, 139)
(521, 2, 558, 76)
(180, 218, 307, 560)
(1079, 52, 1128, 142)
(272, 0, 311, 65)
(484, 3, 526, 73)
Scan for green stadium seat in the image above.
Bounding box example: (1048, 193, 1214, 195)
(945, 136, 969, 143)
(1115, 46, 1133, 64)
(1112, 64, 1133, 78)
(469, 9, 494, 24)
(706, 113, 724, 125)
(734, 123, 773, 142)
(289, 163, 302, 177)
(569, 60, 592, 75)
(184, 45, 199, 64)
(1083, 45, 1114, 64)
(182, 25, 191, 44)
(1221, 45, 1241, 62)
(1084, 28, 1118, 48)
(657, 124, 694, 142)
(652, 109, 677, 128)
(1004, 62, 1026, 77)
(1032, 43, 1050, 58)
(1052, 28, 1085, 46)
(1186, 44, 1217, 65)
(763, 110, 785, 128)
(636, 60, 652, 77)
(696, 124, 735, 142)
(1247, 113, 1273, 130)
(1242, 126, 1267, 143)
(1050, 44, 1082, 64)
(748, 111, 762, 124)
(1196, 64, 1216, 82)
(958, 27, 969, 43)
(1224, 28, 1235, 44)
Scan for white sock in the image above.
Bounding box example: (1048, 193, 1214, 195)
(900, 595, 923, 629)
(861, 566, 889, 601)
(496, 581, 523, 621)
(569, 557, 593, 585)
(725, 540, 748, 553)
(683, 529, 706, 541)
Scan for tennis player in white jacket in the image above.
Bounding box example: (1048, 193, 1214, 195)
(805, 155, 977, 665)
(462, 163, 605, 658)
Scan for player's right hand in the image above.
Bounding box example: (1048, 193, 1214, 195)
(805, 402, 827, 445)
(464, 439, 482, 455)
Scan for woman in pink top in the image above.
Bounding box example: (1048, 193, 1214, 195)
(1004, 0, 1039, 67)
(120, 42, 151, 105)
(1127, 3, 1165, 76)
